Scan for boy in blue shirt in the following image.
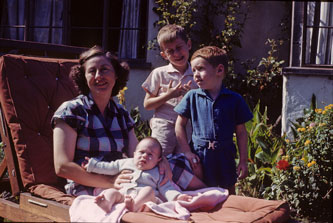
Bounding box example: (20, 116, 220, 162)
(174, 46, 253, 194)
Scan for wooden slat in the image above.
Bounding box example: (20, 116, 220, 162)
(0, 157, 6, 178)
(0, 198, 52, 222)
(20, 193, 70, 222)
(0, 38, 87, 55)
(0, 105, 21, 195)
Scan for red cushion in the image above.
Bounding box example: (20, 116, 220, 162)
(0, 54, 78, 189)
(122, 195, 290, 223)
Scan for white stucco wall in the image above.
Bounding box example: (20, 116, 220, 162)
(122, 68, 154, 120)
(232, 1, 290, 74)
(282, 70, 333, 138)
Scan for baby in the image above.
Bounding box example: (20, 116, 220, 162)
(83, 137, 192, 213)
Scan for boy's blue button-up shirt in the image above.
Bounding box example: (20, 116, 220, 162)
(175, 87, 253, 146)
(174, 86, 253, 187)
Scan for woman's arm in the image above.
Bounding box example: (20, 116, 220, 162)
(126, 128, 138, 158)
(53, 120, 116, 188)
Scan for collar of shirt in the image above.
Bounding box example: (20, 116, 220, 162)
(197, 86, 233, 100)
(166, 62, 193, 78)
(82, 93, 118, 117)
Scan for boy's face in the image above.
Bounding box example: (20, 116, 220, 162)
(191, 57, 224, 91)
(133, 139, 161, 170)
(160, 38, 191, 71)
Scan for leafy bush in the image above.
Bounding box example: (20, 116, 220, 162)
(230, 39, 285, 134)
(116, 87, 151, 141)
(130, 107, 151, 141)
(236, 101, 284, 198)
(270, 99, 333, 222)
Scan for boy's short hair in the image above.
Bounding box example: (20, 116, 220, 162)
(191, 46, 228, 74)
(157, 24, 188, 50)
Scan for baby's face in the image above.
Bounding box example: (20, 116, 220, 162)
(133, 139, 161, 170)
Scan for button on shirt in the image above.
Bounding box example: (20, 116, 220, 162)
(174, 87, 253, 151)
(142, 63, 197, 122)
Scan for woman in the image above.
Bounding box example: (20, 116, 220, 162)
(52, 46, 139, 195)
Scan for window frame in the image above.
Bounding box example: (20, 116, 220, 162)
(301, 1, 333, 68)
(0, 0, 149, 61)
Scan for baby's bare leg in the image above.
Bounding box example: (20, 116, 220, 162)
(125, 186, 155, 212)
(95, 188, 124, 213)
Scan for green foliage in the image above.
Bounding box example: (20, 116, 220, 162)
(149, 0, 197, 50)
(130, 107, 151, 141)
(246, 39, 285, 90)
(225, 38, 285, 136)
(236, 101, 284, 198)
(116, 87, 151, 141)
(152, 0, 248, 57)
(269, 98, 333, 222)
(153, 0, 197, 28)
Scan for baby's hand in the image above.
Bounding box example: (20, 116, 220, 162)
(81, 156, 90, 170)
(176, 194, 192, 202)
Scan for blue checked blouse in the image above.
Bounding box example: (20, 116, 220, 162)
(51, 94, 134, 165)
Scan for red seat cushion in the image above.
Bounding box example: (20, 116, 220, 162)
(0, 54, 78, 194)
(121, 195, 290, 223)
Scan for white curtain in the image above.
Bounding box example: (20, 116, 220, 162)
(32, 0, 63, 44)
(118, 0, 141, 59)
(3, 0, 63, 44)
(305, 2, 333, 65)
(317, 2, 333, 65)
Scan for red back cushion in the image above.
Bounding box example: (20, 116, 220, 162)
(0, 54, 78, 188)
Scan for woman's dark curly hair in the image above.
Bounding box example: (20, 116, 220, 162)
(70, 45, 129, 97)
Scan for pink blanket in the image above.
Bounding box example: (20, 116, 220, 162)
(69, 187, 228, 222)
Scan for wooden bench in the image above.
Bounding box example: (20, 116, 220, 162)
(0, 54, 290, 222)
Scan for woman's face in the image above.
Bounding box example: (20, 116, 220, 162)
(84, 55, 116, 99)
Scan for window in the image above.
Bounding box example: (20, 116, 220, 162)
(0, 0, 148, 59)
(303, 1, 333, 66)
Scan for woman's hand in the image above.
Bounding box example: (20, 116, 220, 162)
(113, 170, 133, 190)
(184, 151, 200, 170)
(158, 157, 173, 186)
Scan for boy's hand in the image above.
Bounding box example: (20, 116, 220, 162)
(181, 80, 192, 94)
(167, 80, 191, 99)
(158, 156, 173, 186)
(184, 151, 200, 170)
(166, 80, 183, 98)
(237, 162, 248, 179)
(176, 194, 193, 202)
